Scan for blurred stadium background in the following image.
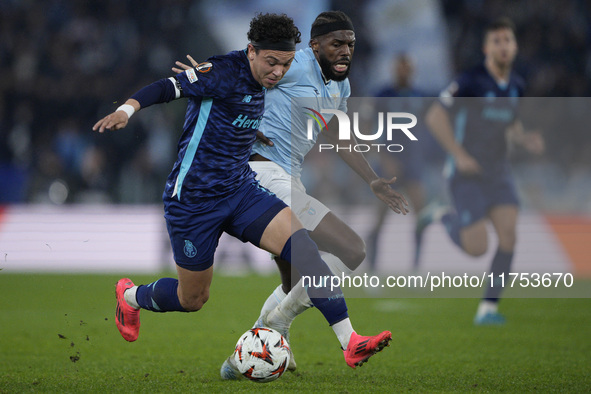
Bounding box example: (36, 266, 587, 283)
(0, 0, 590, 277)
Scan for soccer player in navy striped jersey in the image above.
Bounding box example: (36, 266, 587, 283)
(423, 17, 544, 324)
(93, 13, 391, 370)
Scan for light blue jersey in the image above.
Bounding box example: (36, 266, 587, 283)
(252, 48, 350, 178)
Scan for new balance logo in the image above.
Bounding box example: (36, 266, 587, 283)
(242, 95, 252, 103)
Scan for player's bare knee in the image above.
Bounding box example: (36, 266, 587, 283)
(464, 242, 487, 257)
(462, 235, 488, 256)
(351, 241, 367, 268)
(461, 225, 488, 257)
(339, 238, 366, 269)
(180, 293, 209, 312)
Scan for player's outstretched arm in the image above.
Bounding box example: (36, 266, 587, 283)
(94, 75, 182, 134)
(322, 118, 409, 215)
(93, 99, 140, 133)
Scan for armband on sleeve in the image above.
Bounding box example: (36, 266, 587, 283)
(130, 77, 182, 109)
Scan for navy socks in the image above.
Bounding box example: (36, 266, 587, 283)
(484, 249, 514, 301)
(136, 278, 186, 312)
(133, 229, 350, 324)
(280, 229, 349, 325)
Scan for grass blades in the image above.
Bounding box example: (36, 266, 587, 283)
(0, 273, 589, 392)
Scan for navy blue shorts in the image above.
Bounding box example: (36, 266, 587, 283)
(163, 180, 287, 271)
(450, 171, 519, 228)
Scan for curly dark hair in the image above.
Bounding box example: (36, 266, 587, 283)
(247, 13, 301, 44)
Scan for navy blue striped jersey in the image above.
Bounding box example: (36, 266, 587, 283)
(439, 63, 524, 177)
(165, 50, 265, 201)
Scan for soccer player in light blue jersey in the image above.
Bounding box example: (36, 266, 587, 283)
(94, 13, 392, 373)
(423, 17, 544, 325)
(249, 10, 407, 372)
(175, 11, 408, 374)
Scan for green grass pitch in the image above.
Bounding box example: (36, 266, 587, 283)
(0, 273, 589, 392)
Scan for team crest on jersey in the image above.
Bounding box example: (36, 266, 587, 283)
(186, 68, 198, 83)
(195, 62, 212, 73)
(298, 201, 316, 217)
(184, 240, 197, 258)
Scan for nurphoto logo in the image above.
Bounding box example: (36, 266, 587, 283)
(305, 108, 418, 152)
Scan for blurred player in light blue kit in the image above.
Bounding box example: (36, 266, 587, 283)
(245, 11, 406, 370)
(423, 17, 544, 324)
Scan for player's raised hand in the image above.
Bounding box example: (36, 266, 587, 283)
(92, 110, 129, 133)
(172, 54, 198, 74)
(370, 176, 410, 215)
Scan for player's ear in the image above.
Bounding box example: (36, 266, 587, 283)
(247, 44, 257, 61)
(309, 38, 319, 53)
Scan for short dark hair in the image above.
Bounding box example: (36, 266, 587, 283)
(484, 17, 516, 37)
(310, 11, 353, 40)
(247, 13, 301, 45)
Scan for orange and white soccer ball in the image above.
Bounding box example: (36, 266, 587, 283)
(232, 327, 290, 383)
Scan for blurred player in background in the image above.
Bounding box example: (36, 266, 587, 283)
(365, 53, 428, 273)
(423, 17, 544, 325)
(175, 10, 407, 375)
(94, 13, 392, 372)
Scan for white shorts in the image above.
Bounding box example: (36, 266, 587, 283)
(249, 161, 330, 231)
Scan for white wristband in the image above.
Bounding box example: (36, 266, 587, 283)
(116, 104, 135, 119)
